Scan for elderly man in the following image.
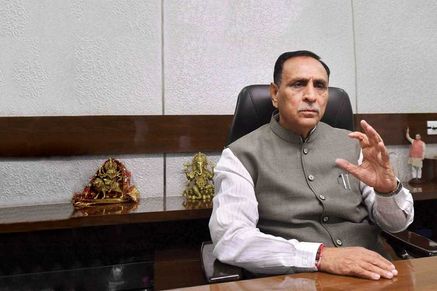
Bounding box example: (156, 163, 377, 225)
(209, 50, 414, 280)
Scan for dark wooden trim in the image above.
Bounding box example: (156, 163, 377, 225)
(354, 113, 437, 145)
(0, 115, 233, 157)
(1, 113, 437, 157)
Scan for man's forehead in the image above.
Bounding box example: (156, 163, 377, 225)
(282, 56, 328, 80)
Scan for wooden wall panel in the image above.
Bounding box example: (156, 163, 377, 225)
(1, 113, 436, 157)
(354, 113, 437, 145)
(0, 115, 233, 157)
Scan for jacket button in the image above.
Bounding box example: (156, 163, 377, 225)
(322, 216, 329, 223)
(303, 148, 309, 155)
(308, 175, 314, 181)
(319, 194, 325, 200)
(336, 239, 343, 246)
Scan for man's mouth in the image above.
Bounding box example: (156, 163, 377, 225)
(299, 109, 319, 114)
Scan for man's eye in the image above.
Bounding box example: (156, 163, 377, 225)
(291, 82, 304, 88)
(315, 82, 327, 89)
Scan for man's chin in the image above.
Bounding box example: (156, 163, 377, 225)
(299, 117, 319, 128)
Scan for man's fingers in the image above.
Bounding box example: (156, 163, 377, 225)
(335, 158, 351, 171)
(361, 261, 395, 279)
(378, 141, 391, 164)
(335, 159, 360, 177)
(348, 131, 369, 146)
(353, 268, 381, 280)
(356, 266, 391, 280)
(358, 251, 397, 279)
(348, 254, 397, 280)
(360, 120, 383, 146)
(367, 253, 397, 275)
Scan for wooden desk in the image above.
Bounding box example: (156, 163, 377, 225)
(1, 192, 436, 289)
(0, 197, 212, 290)
(175, 256, 437, 291)
(404, 181, 437, 201)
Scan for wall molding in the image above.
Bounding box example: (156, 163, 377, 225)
(0, 115, 232, 157)
(1, 113, 436, 157)
(355, 113, 437, 145)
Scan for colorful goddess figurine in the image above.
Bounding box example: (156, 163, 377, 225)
(72, 158, 139, 208)
(406, 128, 426, 183)
(183, 152, 215, 201)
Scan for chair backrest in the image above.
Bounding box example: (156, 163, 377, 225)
(227, 85, 354, 144)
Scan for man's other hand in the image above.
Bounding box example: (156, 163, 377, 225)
(335, 120, 397, 194)
(319, 247, 398, 280)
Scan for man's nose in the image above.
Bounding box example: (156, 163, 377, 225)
(303, 83, 316, 102)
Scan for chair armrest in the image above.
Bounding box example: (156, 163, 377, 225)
(383, 230, 437, 257)
(201, 241, 243, 283)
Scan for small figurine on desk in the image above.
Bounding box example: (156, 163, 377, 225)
(406, 128, 426, 184)
(72, 158, 139, 208)
(183, 152, 215, 201)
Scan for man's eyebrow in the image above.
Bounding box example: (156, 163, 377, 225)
(287, 77, 309, 83)
(313, 78, 328, 85)
(287, 78, 327, 84)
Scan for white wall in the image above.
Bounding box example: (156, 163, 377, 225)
(163, 0, 355, 114)
(1, 0, 436, 207)
(353, 0, 437, 113)
(0, 0, 162, 116)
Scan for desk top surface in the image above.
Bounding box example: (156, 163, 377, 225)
(0, 196, 212, 233)
(176, 256, 437, 291)
(404, 181, 437, 201)
(1, 181, 437, 233)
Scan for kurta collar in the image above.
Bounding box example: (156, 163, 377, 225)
(269, 111, 319, 144)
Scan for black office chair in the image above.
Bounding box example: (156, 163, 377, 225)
(227, 85, 354, 144)
(202, 84, 437, 284)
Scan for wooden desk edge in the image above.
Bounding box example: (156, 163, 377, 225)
(172, 256, 437, 291)
(0, 196, 212, 233)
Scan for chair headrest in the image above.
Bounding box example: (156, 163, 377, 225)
(228, 85, 354, 144)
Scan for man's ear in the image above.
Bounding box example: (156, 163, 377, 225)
(270, 82, 279, 108)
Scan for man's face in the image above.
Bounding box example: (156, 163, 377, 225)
(270, 56, 329, 138)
